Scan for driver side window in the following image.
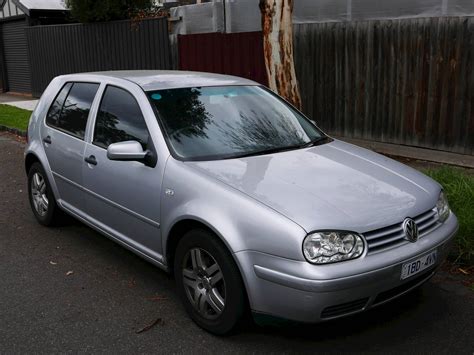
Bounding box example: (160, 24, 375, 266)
(93, 85, 149, 149)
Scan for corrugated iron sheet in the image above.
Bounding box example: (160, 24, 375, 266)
(26, 18, 172, 97)
(2, 18, 31, 94)
(178, 31, 268, 86)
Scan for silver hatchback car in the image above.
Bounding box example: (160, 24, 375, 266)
(25, 71, 458, 334)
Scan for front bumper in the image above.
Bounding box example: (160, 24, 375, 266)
(235, 213, 458, 323)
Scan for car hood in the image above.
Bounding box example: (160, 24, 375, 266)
(186, 140, 440, 233)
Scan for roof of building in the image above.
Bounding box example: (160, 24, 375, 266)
(69, 70, 259, 91)
(12, 0, 67, 15)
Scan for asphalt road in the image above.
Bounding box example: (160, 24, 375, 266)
(1, 132, 473, 354)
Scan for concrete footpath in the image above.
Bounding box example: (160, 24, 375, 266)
(0, 93, 38, 111)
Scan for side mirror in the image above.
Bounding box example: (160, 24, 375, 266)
(107, 140, 148, 162)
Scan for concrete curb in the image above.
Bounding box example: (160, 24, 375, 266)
(0, 128, 472, 169)
(0, 125, 27, 137)
(335, 136, 474, 169)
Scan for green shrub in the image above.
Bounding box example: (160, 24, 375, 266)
(65, 0, 155, 23)
(425, 167, 474, 265)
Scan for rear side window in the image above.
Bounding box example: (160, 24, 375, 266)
(46, 83, 72, 127)
(46, 82, 99, 139)
(93, 86, 149, 149)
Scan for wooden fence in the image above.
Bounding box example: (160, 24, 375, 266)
(294, 17, 474, 155)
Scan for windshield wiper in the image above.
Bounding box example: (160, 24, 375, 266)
(297, 136, 331, 149)
(228, 145, 301, 159)
(226, 137, 331, 159)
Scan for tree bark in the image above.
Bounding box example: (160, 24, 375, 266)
(259, 0, 301, 109)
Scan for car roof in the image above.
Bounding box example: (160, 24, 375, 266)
(58, 70, 259, 91)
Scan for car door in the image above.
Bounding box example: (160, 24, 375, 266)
(82, 84, 162, 257)
(42, 81, 100, 211)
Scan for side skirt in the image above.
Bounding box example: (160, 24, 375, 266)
(59, 200, 169, 273)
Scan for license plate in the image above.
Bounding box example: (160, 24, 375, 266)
(401, 250, 437, 280)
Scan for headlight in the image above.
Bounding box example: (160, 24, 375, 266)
(303, 231, 365, 264)
(436, 191, 450, 222)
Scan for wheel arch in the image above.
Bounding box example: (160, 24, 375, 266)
(25, 152, 41, 175)
(24, 150, 60, 203)
(165, 217, 252, 314)
(165, 218, 236, 275)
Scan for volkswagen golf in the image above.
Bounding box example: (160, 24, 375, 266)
(25, 71, 458, 334)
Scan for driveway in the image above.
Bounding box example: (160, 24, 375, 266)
(0, 132, 472, 354)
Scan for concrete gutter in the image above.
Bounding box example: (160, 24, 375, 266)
(336, 136, 474, 169)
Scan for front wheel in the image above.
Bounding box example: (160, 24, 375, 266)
(174, 229, 247, 335)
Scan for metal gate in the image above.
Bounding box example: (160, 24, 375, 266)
(2, 18, 31, 94)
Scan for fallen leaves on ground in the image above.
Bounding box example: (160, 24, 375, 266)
(147, 295, 168, 302)
(135, 318, 163, 334)
(128, 278, 137, 288)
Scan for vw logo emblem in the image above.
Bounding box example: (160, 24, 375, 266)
(403, 218, 419, 242)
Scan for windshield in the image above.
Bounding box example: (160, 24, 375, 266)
(147, 85, 325, 161)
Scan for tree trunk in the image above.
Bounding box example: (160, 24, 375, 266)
(259, 0, 301, 109)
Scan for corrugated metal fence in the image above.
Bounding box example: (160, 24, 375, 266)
(294, 17, 474, 155)
(2, 18, 31, 94)
(178, 31, 268, 86)
(26, 18, 171, 97)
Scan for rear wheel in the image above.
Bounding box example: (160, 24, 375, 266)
(174, 229, 246, 335)
(28, 162, 63, 226)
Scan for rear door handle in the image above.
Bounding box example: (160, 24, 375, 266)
(84, 155, 97, 166)
(43, 136, 51, 144)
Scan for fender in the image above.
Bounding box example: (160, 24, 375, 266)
(160, 158, 307, 262)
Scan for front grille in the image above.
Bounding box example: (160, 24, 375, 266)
(321, 298, 369, 319)
(364, 209, 441, 254)
(373, 270, 435, 305)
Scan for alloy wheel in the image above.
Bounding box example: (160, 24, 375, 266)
(182, 248, 226, 320)
(31, 172, 48, 216)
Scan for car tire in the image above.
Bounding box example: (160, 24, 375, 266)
(28, 162, 63, 226)
(174, 228, 247, 335)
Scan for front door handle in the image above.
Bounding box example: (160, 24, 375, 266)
(43, 136, 51, 144)
(84, 155, 97, 166)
